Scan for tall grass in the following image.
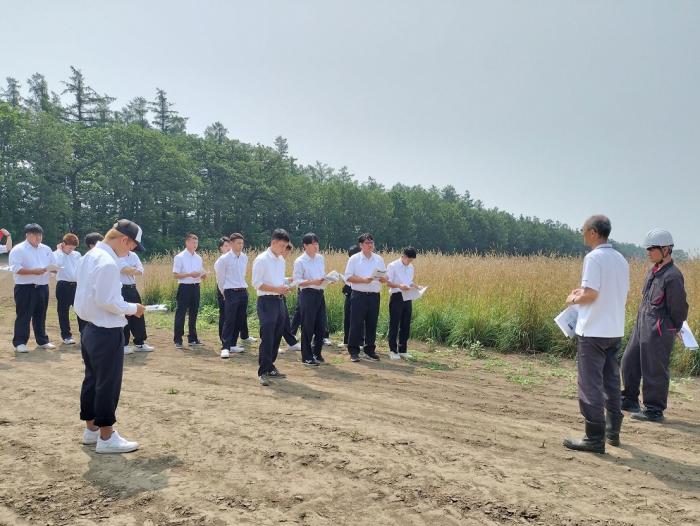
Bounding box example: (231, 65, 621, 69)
(140, 251, 700, 375)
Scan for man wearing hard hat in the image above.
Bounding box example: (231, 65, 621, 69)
(621, 229, 689, 422)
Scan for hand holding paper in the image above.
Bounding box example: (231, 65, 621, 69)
(554, 306, 579, 338)
(145, 304, 169, 312)
(401, 286, 427, 302)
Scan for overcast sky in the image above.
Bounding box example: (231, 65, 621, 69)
(2, 1, 699, 251)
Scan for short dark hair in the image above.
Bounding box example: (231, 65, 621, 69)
(84, 232, 104, 248)
(229, 232, 244, 242)
(584, 215, 612, 240)
(348, 244, 361, 257)
(272, 228, 290, 242)
(302, 232, 319, 246)
(185, 233, 198, 241)
(403, 246, 417, 259)
(24, 223, 43, 235)
(357, 233, 374, 244)
(217, 236, 230, 249)
(285, 243, 293, 251)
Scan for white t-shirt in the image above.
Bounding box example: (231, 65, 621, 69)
(575, 244, 629, 338)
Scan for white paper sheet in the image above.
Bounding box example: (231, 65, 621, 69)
(371, 269, 387, 280)
(145, 304, 169, 312)
(680, 321, 699, 351)
(554, 306, 579, 338)
(401, 286, 427, 302)
(0, 265, 11, 272)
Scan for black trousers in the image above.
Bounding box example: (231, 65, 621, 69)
(388, 293, 412, 353)
(56, 280, 78, 339)
(222, 289, 248, 348)
(282, 297, 298, 346)
(576, 336, 623, 424)
(348, 291, 380, 357)
(217, 289, 225, 343)
(121, 285, 146, 345)
(621, 313, 676, 413)
(300, 289, 326, 361)
(342, 287, 353, 344)
(13, 284, 49, 347)
(290, 294, 301, 335)
(80, 324, 125, 427)
(174, 283, 200, 344)
(257, 296, 285, 376)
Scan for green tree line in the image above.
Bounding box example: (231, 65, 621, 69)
(0, 67, 646, 257)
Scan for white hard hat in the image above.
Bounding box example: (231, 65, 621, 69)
(643, 228, 674, 248)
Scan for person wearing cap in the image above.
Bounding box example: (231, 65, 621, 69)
(562, 215, 629, 454)
(118, 248, 153, 354)
(215, 236, 231, 346)
(345, 233, 387, 362)
(54, 233, 82, 345)
(386, 247, 418, 360)
(338, 244, 362, 349)
(252, 229, 292, 386)
(75, 219, 145, 453)
(293, 233, 331, 366)
(215, 232, 250, 359)
(9, 223, 58, 353)
(621, 229, 689, 422)
(172, 233, 206, 349)
(0, 227, 12, 254)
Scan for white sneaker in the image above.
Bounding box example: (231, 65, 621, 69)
(40, 342, 56, 349)
(220, 349, 230, 359)
(399, 352, 413, 360)
(389, 352, 401, 360)
(82, 428, 100, 445)
(15, 344, 28, 353)
(63, 338, 76, 345)
(135, 343, 154, 352)
(337, 342, 347, 349)
(95, 431, 139, 454)
(230, 346, 245, 353)
(242, 336, 257, 343)
(323, 338, 332, 346)
(123, 346, 134, 355)
(288, 343, 301, 351)
(278, 347, 286, 354)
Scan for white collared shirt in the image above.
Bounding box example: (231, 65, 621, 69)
(575, 243, 630, 338)
(344, 251, 386, 293)
(252, 248, 286, 296)
(214, 250, 249, 293)
(386, 258, 415, 294)
(53, 249, 81, 282)
(172, 249, 204, 284)
(74, 241, 137, 328)
(9, 240, 56, 285)
(293, 252, 326, 290)
(117, 251, 144, 285)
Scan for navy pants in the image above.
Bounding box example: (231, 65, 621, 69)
(13, 284, 49, 347)
(388, 293, 412, 353)
(80, 324, 125, 427)
(174, 283, 200, 344)
(222, 289, 248, 349)
(299, 289, 326, 361)
(121, 285, 146, 345)
(257, 296, 285, 376)
(348, 291, 380, 357)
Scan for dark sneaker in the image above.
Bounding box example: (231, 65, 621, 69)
(189, 340, 203, 346)
(259, 375, 270, 386)
(313, 354, 325, 363)
(303, 359, 320, 367)
(631, 410, 664, 422)
(621, 398, 641, 413)
(350, 354, 361, 363)
(269, 368, 287, 379)
(174, 342, 184, 349)
(363, 351, 380, 361)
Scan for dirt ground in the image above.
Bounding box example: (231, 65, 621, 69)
(0, 283, 699, 525)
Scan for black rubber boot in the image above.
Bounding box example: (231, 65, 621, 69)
(605, 411, 624, 446)
(563, 420, 606, 454)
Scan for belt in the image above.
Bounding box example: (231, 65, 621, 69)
(258, 294, 284, 299)
(300, 288, 324, 294)
(352, 290, 380, 296)
(179, 282, 200, 286)
(226, 287, 247, 292)
(58, 280, 77, 284)
(122, 284, 137, 288)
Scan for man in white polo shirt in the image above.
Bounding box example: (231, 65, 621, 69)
(344, 233, 387, 363)
(9, 223, 57, 353)
(252, 229, 292, 386)
(563, 215, 629, 454)
(385, 246, 418, 360)
(172, 233, 205, 349)
(53, 233, 82, 345)
(0, 227, 12, 254)
(75, 219, 145, 453)
(215, 232, 250, 359)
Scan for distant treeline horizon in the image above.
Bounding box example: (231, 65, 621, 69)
(0, 66, 667, 259)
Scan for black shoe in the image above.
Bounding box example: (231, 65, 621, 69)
(189, 340, 203, 346)
(259, 375, 270, 386)
(363, 351, 380, 361)
(350, 354, 361, 363)
(631, 409, 664, 422)
(302, 359, 319, 367)
(174, 342, 184, 349)
(563, 420, 606, 454)
(313, 354, 325, 363)
(621, 398, 641, 413)
(268, 368, 287, 379)
(605, 411, 624, 447)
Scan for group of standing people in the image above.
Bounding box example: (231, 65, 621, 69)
(563, 215, 688, 455)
